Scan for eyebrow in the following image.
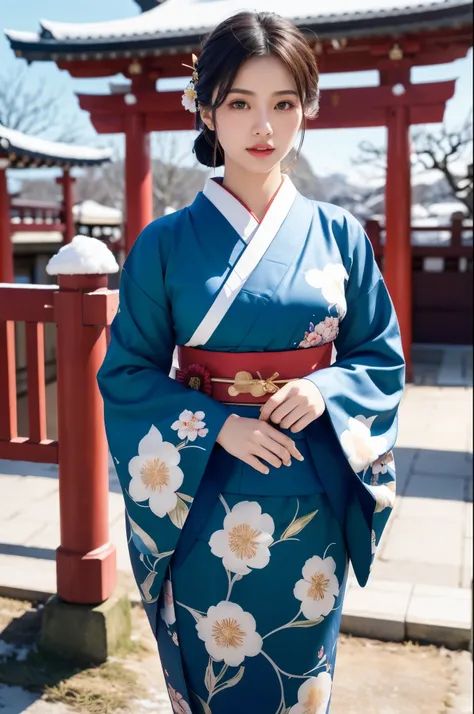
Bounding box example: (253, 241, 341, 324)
(228, 89, 299, 96)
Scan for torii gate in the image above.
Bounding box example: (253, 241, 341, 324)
(0, 125, 112, 283)
(5, 0, 473, 376)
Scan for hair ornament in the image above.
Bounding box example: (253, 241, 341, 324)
(181, 53, 199, 113)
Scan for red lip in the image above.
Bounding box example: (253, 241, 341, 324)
(247, 144, 274, 150)
(246, 144, 276, 159)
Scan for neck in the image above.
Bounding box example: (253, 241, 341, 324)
(221, 162, 283, 221)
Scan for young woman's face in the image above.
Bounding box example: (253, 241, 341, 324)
(202, 55, 304, 175)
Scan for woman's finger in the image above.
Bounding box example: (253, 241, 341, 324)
(262, 423, 304, 461)
(255, 445, 284, 469)
(279, 405, 308, 430)
(260, 436, 292, 465)
(244, 454, 270, 475)
(266, 396, 300, 425)
(290, 413, 317, 433)
(259, 384, 291, 421)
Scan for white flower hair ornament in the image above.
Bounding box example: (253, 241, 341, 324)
(181, 54, 199, 113)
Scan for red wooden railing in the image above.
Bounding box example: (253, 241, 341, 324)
(11, 198, 65, 234)
(11, 198, 124, 251)
(365, 216, 473, 264)
(0, 275, 119, 604)
(0, 285, 57, 462)
(365, 216, 473, 344)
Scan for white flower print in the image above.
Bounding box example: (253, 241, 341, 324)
(340, 416, 388, 474)
(305, 263, 349, 318)
(160, 579, 176, 626)
(290, 672, 333, 714)
(298, 317, 340, 349)
(371, 530, 377, 556)
(196, 601, 263, 667)
(168, 685, 192, 714)
(171, 410, 208, 442)
(209, 501, 275, 575)
(294, 556, 340, 620)
(367, 481, 396, 513)
(128, 425, 184, 517)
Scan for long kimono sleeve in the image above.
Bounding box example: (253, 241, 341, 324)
(97, 219, 231, 626)
(304, 213, 405, 586)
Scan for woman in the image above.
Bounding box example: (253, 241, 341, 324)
(97, 11, 404, 714)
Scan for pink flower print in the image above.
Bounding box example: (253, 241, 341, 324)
(318, 646, 325, 659)
(160, 579, 176, 626)
(168, 685, 192, 714)
(171, 410, 209, 442)
(299, 331, 323, 349)
(372, 450, 395, 476)
(298, 317, 340, 349)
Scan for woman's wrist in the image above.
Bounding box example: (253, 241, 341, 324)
(216, 413, 239, 445)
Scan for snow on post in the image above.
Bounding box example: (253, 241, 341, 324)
(46, 235, 119, 276)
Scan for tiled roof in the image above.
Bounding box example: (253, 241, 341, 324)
(0, 125, 113, 169)
(5, 0, 473, 58)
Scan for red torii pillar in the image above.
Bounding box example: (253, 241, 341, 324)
(124, 112, 153, 253)
(56, 169, 76, 244)
(384, 86, 413, 380)
(123, 75, 155, 253)
(0, 161, 14, 283)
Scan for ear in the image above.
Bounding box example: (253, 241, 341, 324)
(199, 105, 215, 131)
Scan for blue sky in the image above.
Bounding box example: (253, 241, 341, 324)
(0, 0, 472, 180)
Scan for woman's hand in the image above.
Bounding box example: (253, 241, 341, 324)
(216, 414, 304, 475)
(259, 379, 326, 433)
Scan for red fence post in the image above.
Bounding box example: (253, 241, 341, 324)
(0, 161, 14, 283)
(54, 270, 116, 604)
(56, 170, 76, 245)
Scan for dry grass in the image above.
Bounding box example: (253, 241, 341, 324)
(0, 597, 156, 714)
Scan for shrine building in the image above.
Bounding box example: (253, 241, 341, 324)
(0, 125, 112, 283)
(4, 0, 474, 371)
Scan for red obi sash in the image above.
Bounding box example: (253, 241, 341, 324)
(176, 343, 332, 405)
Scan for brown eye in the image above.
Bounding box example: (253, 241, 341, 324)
(230, 100, 248, 110)
(276, 101, 294, 111)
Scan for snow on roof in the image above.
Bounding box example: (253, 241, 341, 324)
(12, 231, 63, 244)
(73, 200, 122, 225)
(46, 235, 119, 275)
(428, 201, 469, 216)
(5, 0, 471, 45)
(0, 125, 113, 168)
(411, 203, 430, 218)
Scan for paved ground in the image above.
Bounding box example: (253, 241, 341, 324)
(0, 345, 472, 647)
(0, 596, 472, 714)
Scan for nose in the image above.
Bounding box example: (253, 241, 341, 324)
(252, 109, 273, 137)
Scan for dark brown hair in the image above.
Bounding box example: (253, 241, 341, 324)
(192, 12, 320, 168)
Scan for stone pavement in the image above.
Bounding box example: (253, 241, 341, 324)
(0, 345, 472, 649)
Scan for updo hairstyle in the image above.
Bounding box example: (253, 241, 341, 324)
(192, 12, 320, 168)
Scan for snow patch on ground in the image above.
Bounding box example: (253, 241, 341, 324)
(0, 640, 33, 663)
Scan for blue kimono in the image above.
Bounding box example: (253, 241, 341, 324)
(97, 176, 405, 714)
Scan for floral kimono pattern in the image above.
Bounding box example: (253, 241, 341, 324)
(97, 177, 405, 713)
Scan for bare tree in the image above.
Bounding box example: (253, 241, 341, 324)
(76, 161, 125, 209)
(75, 133, 206, 218)
(352, 114, 473, 216)
(151, 132, 207, 215)
(0, 66, 94, 142)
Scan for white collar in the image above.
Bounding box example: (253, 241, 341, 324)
(203, 175, 295, 244)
